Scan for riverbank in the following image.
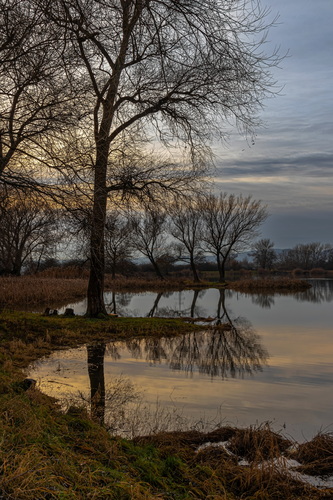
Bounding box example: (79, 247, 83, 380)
(0, 310, 332, 499)
(0, 274, 311, 309)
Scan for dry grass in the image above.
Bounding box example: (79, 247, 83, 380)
(228, 277, 312, 293)
(226, 424, 292, 462)
(134, 426, 333, 499)
(291, 432, 333, 477)
(37, 265, 90, 279)
(0, 276, 88, 309)
(0, 274, 313, 312)
(0, 274, 195, 309)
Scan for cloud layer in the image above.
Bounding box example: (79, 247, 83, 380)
(213, 0, 333, 247)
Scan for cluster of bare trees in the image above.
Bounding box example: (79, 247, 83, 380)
(251, 238, 277, 270)
(102, 192, 267, 282)
(251, 239, 333, 271)
(278, 242, 333, 271)
(0, 188, 268, 279)
(0, 187, 59, 275)
(0, 0, 281, 315)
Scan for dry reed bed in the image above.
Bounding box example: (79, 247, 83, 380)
(135, 426, 333, 498)
(0, 274, 312, 309)
(0, 276, 88, 308)
(229, 277, 312, 293)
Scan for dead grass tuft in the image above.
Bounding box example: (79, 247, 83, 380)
(293, 432, 333, 476)
(227, 424, 292, 462)
(195, 445, 238, 467)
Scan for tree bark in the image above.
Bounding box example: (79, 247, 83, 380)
(217, 256, 226, 283)
(151, 257, 165, 281)
(86, 152, 109, 317)
(190, 254, 200, 282)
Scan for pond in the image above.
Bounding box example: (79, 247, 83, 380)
(29, 279, 333, 442)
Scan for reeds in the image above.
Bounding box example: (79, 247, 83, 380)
(0, 276, 88, 309)
(292, 432, 333, 476)
(134, 425, 333, 499)
(228, 277, 312, 293)
(0, 274, 313, 311)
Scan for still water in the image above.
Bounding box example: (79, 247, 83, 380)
(29, 280, 333, 442)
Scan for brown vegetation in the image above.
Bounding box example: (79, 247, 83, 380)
(135, 426, 333, 499)
(229, 277, 312, 293)
(292, 432, 333, 477)
(0, 276, 88, 309)
(0, 274, 313, 310)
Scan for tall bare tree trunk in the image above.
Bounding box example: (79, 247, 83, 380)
(217, 255, 226, 283)
(190, 255, 200, 283)
(86, 152, 109, 317)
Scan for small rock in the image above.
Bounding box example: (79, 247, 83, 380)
(64, 308, 75, 317)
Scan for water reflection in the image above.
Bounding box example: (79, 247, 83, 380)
(107, 280, 333, 318)
(294, 279, 333, 303)
(69, 293, 268, 426)
(124, 300, 267, 379)
(30, 280, 333, 440)
(82, 295, 268, 425)
(248, 280, 333, 309)
(87, 343, 106, 425)
(251, 294, 276, 309)
(58, 279, 333, 319)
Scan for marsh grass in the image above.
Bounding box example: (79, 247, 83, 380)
(134, 426, 333, 499)
(291, 432, 333, 477)
(229, 277, 312, 293)
(0, 311, 200, 371)
(0, 276, 88, 309)
(0, 274, 312, 310)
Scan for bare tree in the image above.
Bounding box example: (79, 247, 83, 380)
(0, 0, 80, 191)
(169, 197, 205, 282)
(43, 0, 280, 315)
(105, 210, 134, 279)
(201, 192, 268, 282)
(131, 208, 172, 280)
(0, 187, 59, 275)
(251, 238, 276, 270)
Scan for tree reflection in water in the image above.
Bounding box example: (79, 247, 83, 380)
(87, 343, 106, 425)
(294, 279, 333, 303)
(147, 292, 163, 317)
(85, 290, 269, 425)
(251, 293, 276, 309)
(125, 289, 268, 379)
(248, 279, 333, 308)
(86, 342, 138, 427)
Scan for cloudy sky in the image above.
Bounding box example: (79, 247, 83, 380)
(213, 0, 333, 248)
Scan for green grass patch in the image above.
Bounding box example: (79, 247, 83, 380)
(0, 310, 201, 370)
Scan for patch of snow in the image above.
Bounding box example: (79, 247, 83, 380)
(258, 457, 333, 490)
(238, 459, 250, 466)
(196, 441, 234, 455)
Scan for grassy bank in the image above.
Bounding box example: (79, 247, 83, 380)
(1, 310, 333, 498)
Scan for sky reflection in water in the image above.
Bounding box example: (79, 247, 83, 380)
(30, 280, 333, 442)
